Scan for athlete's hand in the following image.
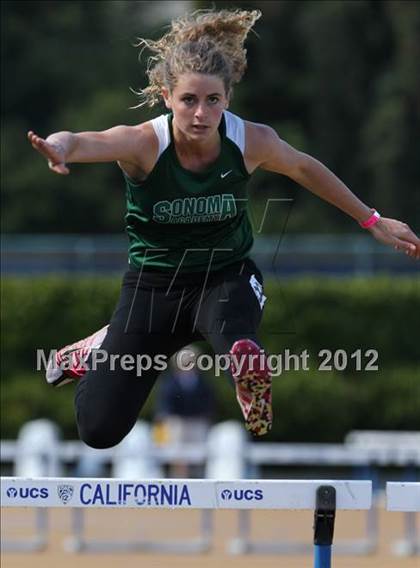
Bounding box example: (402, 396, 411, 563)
(368, 217, 420, 260)
(27, 131, 70, 175)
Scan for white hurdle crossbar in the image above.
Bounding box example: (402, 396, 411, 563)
(1, 477, 372, 510)
(386, 482, 420, 556)
(1, 477, 371, 565)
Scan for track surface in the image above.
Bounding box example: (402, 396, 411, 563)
(2, 507, 419, 567)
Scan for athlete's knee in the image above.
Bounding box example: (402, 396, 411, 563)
(76, 406, 129, 449)
(78, 420, 127, 449)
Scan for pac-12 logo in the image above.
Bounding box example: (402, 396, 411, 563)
(57, 484, 74, 504)
(220, 488, 263, 501)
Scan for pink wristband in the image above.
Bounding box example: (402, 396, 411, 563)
(360, 210, 381, 229)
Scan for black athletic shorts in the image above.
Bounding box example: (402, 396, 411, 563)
(75, 257, 267, 448)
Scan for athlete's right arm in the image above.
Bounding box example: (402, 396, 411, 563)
(27, 125, 146, 175)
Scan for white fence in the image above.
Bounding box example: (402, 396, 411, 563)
(1, 420, 419, 555)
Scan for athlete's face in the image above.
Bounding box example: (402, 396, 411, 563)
(162, 73, 229, 141)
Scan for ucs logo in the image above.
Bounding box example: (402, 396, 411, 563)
(6, 487, 48, 499)
(221, 489, 232, 500)
(220, 489, 263, 501)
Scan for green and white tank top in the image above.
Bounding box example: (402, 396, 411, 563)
(124, 110, 253, 272)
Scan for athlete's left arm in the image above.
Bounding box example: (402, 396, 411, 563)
(248, 123, 419, 259)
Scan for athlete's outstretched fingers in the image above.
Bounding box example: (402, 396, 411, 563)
(47, 161, 70, 175)
(369, 218, 420, 260)
(27, 131, 69, 175)
(392, 227, 420, 259)
(28, 131, 52, 155)
(394, 234, 420, 259)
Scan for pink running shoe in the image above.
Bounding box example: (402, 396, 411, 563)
(46, 325, 109, 387)
(230, 339, 272, 436)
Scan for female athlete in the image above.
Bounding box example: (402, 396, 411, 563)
(28, 9, 420, 446)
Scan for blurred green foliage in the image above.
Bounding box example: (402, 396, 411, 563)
(2, 1, 419, 234)
(2, 276, 419, 440)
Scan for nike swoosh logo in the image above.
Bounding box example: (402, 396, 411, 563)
(220, 170, 232, 179)
(63, 348, 79, 356)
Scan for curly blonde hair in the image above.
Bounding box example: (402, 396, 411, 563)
(132, 8, 261, 108)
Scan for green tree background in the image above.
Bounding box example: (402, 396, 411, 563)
(1, 1, 419, 440)
(2, 0, 419, 235)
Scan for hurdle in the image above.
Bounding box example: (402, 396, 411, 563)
(1, 477, 371, 565)
(386, 482, 420, 556)
(0, 419, 62, 552)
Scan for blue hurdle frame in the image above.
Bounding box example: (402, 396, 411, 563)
(313, 485, 336, 568)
